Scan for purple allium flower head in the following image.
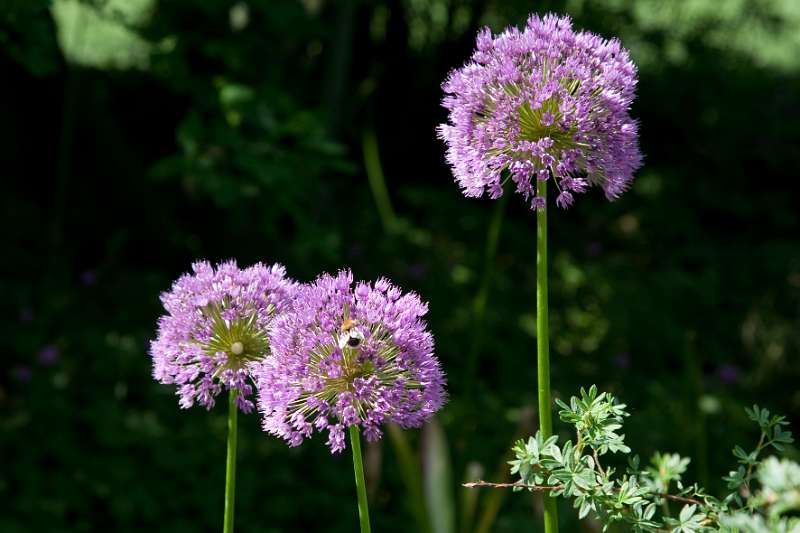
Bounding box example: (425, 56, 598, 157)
(253, 270, 446, 453)
(150, 260, 296, 413)
(11, 366, 32, 382)
(438, 14, 642, 209)
(80, 270, 97, 286)
(38, 345, 60, 366)
(613, 352, 630, 370)
(716, 364, 742, 385)
(19, 307, 34, 323)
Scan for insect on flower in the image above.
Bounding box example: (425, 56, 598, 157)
(339, 318, 364, 349)
(253, 270, 447, 453)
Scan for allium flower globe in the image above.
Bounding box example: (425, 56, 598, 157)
(438, 14, 642, 209)
(150, 260, 296, 413)
(253, 270, 446, 453)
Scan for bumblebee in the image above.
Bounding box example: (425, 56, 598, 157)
(339, 319, 364, 348)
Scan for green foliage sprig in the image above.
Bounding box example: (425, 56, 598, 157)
(465, 386, 797, 532)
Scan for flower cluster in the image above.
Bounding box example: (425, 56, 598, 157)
(438, 14, 642, 209)
(150, 260, 296, 413)
(252, 270, 446, 453)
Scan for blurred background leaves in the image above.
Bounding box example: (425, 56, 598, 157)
(1, 0, 798, 531)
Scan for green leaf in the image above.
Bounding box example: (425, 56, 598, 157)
(679, 504, 697, 522)
(421, 418, 455, 533)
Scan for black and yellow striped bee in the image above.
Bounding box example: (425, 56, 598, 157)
(340, 319, 364, 348)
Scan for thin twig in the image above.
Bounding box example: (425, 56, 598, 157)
(743, 432, 766, 497)
(462, 480, 563, 492)
(657, 493, 704, 506)
(464, 480, 704, 507)
(592, 448, 606, 477)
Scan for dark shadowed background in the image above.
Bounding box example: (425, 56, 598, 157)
(2, 0, 799, 531)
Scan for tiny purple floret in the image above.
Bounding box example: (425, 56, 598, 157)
(38, 345, 60, 366)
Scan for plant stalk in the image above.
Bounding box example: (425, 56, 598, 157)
(362, 128, 398, 234)
(387, 424, 430, 533)
(465, 192, 508, 394)
(223, 390, 238, 533)
(350, 425, 372, 533)
(537, 179, 559, 533)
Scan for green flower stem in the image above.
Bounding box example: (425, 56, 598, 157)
(536, 178, 559, 533)
(350, 426, 372, 533)
(387, 424, 430, 533)
(362, 128, 398, 234)
(465, 191, 508, 394)
(223, 390, 238, 533)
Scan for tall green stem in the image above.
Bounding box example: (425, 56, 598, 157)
(387, 424, 430, 533)
(223, 390, 238, 533)
(536, 179, 559, 532)
(465, 192, 508, 394)
(349, 426, 372, 533)
(362, 128, 398, 234)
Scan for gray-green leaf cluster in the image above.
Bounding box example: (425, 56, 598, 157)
(506, 389, 797, 532)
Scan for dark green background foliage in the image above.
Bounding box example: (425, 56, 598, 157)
(2, 1, 799, 531)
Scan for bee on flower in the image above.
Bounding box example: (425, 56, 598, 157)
(252, 270, 447, 453)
